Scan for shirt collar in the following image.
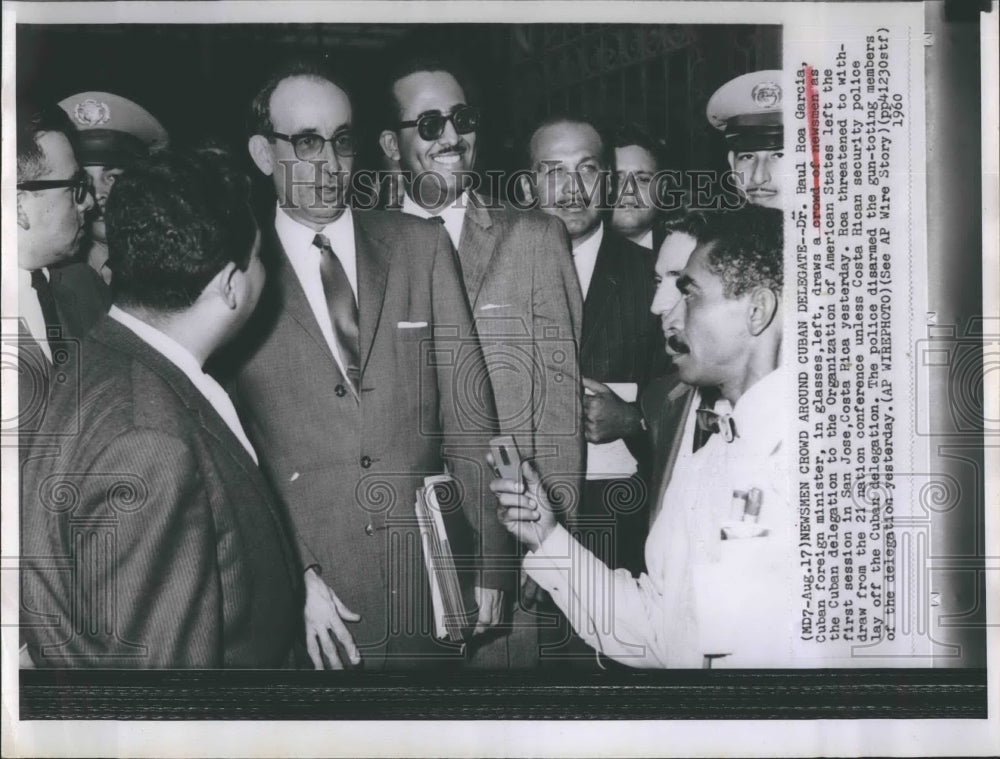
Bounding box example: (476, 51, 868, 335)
(274, 203, 354, 252)
(19, 266, 49, 284)
(634, 228, 654, 250)
(109, 305, 207, 379)
(572, 221, 604, 259)
(108, 305, 259, 463)
(730, 367, 787, 440)
(401, 190, 469, 249)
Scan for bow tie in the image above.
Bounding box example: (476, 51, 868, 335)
(695, 405, 738, 443)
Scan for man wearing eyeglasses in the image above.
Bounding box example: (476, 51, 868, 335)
(378, 55, 584, 668)
(15, 99, 108, 668)
(15, 100, 107, 408)
(223, 59, 507, 671)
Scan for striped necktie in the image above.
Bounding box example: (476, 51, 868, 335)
(313, 233, 360, 388)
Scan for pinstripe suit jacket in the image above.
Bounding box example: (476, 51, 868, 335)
(579, 229, 667, 492)
(20, 317, 301, 668)
(579, 229, 664, 384)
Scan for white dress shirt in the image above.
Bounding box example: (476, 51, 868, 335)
(401, 191, 467, 251)
(18, 267, 52, 362)
(571, 222, 604, 300)
(632, 228, 654, 250)
(526, 368, 802, 668)
(109, 306, 258, 464)
(275, 204, 358, 384)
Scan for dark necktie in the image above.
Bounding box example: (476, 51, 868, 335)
(30, 269, 61, 336)
(313, 233, 360, 388)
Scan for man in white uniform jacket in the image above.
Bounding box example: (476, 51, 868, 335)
(492, 206, 799, 668)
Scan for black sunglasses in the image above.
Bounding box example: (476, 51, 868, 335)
(269, 130, 357, 160)
(398, 105, 481, 142)
(17, 170, 92, 204)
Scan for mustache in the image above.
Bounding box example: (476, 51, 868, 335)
(666, 334, 690, 354)
(431, 145, 467, 157)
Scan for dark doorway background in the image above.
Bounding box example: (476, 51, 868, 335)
(17, 23, 780, 196)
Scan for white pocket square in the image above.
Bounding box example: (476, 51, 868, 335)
(397, 321, 428, 329)
(478, 303, 510, 312)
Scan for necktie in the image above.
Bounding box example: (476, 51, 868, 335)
(313, 234, 360, 388)
(429, 215, 445, 225)
(30, 269, 61, 335)
(695, 404, 738, 445)
(691, 388, 719, 452)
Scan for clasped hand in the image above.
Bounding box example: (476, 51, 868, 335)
(582, 377, 643, 443)
(488, 454, 557, 552)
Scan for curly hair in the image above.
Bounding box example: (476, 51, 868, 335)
(661, 204, 709, 239)
(696, 205, 783, 298)
(106, 147, 256, 312)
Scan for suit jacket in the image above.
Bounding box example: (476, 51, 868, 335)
(580, 229, 664, 383)
(48, 260, 111, 338)
(18, 261, 110, 434)
(578, 230, 667, 504)
(221, 209, 504, 666)
(20, 317, 301, 667)
(575, 231, 667, 572)
(456, 198, 584, 495)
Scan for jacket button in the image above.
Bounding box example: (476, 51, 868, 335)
(360, 455, 372, 468)
(334, 384, 347, 397)
(364, 523, 375, 536)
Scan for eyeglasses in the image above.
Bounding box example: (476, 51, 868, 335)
(269, 130, 357, 160)
(398, 105, 481, 142)
(17, 170, 92, 204)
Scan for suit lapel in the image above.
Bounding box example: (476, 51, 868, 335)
(48, 263, 110, 339)
(458, 198, 500, 309)
(353, 212, 392, 377)
(581, 232, 620, 355)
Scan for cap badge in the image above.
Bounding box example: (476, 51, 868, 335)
(74, 99, 111, 127)
(750, 82, 782, 109)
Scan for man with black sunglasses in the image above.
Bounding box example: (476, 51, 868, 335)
(222, 59, 508, 671)
(379, 55, 584, 669)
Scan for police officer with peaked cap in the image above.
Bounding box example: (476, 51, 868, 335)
(706, 70, 784, 209)
(58, 91, 169, 284)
